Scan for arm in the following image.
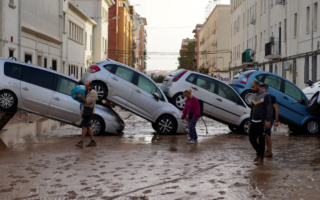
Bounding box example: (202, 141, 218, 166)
(77, 93, 87, 103)
(273, 103, 279, 126)
(181, 101, 187, 119)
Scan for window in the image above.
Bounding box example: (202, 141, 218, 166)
(195, 76, 215, 93)
(68, 21, 83, 44)
(52, 60, 57, 71)
(186, 74, 196, 83)
(284, 19, 287, 41)
(264, 0, 266, 13)
(4, 62, 25, 80)
(263, 30, 266, 49)
(85, 32, 87, 50)
(315, 3, 318, 30)
(217, 82, 240, 104)
(261, 0, 263, 15)
(294, 13, 297, 38)
(44, 58, 47, 68)
(104, 64, 115, 72)
(115, 66, 134, 82)
(90, 35, 92, 51)
(68, 65, 78, 79)
(137, 75, 157, 95)
(56, 76, 78, 96)
(307, 6, 310, 33)
(63, 13, 66, 33)
(9, 49, 14, 57)
(260, 32, 262, 50)
(284, 81, 305, 101)
(264, 75, 281, 90)
(29, 69, 54, 90)
(37, 55, 42, 67)
(24, 54, 32, 64)
(9, 0, 15, 8)
(243, 13, 245, 28)
(256, 74, 264, 81)
(21, 66, 32, 82)
(247, 9, 249, 26)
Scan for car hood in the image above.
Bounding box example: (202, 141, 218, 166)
(95, 104, 123, 123)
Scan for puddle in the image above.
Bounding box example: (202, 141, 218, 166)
(0, 118, 61, 147)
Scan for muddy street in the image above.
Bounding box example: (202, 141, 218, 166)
(1, 110, 320, 200)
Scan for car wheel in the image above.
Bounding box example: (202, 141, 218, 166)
(0, 90, 17, 111)
(90, 116, 105, 136)
(151, 123, 158, 132)
(155, 115, 177, 135)
(303, 119, 320, 135)
(172, 93, 186, 110)
(238, 119, 250, 135)
(288, 125, 302, 134)
(228, 125, 238, 132)
(92, 82, 107, 102)
(241, 90, 254, 107)
(307, 93, 319, 112)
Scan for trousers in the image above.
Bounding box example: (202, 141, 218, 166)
(249, 121, 266, 159)
(189, 118, 198, 140)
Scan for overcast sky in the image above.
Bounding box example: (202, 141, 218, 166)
(130, 0, 230, 71)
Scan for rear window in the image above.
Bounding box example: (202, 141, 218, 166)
(239, 70, 256, 76)
(171, 69, 186, 77)
(4, 62, 25, 80)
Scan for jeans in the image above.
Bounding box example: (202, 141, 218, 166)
(189, 118, 198, 140)
(249, 121, 266, 159)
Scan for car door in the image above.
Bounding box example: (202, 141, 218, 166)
(281, 80, 306, 125)
(213, 81, 246, 124)
(20, 67, 54, 115)
(129, 73, 164, 121)
(47, 76, 81, 123)
(190, 75, 216, 116)
(107, 65, 135, 108)
(3, 62, 25, 101)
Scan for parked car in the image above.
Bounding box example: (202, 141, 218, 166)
(0, 58, 124, 135)
(80, 59, 188, 135)
(161, 69, 251, 134)
(230, 69, 320, 134)
(302, 80, 320, 112)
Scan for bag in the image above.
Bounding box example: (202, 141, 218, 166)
(82, 106, 94, 118)
(71, 85, 86, 103)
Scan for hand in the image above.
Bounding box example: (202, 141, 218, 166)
(77, 93, 83, 98)
(248, 123, 251, 129)
(197, 117, 200, 121)
(185, 116, 189, 122)
(266, 121, 271, 129)
(274, 121, 279, 127)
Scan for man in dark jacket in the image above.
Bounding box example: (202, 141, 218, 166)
(248, 80, 273, 165)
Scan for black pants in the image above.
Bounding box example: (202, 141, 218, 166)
(249, 121, 266, 159)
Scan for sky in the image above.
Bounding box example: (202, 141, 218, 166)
(130, 0, 230, 71)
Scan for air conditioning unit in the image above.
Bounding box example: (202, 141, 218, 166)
(213, 42, 217, 46)
(276, 0, 285, 5)
(284, 62, 292, 70)
(250, 17, 255, 24)
(212, 29, 216, 34)
(250, 50, 255, 56)
(269, 36, 275, 44)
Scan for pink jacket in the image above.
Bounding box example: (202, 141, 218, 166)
(181, 96, 201, 119)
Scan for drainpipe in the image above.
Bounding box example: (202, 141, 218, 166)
(60, 0, 63, 73)
(18, 0, 21, 61)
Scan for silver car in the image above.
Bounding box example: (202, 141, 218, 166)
(161, 69, 251, 134)
(0, 58, 124, 135)
(80, 59, 188, 135)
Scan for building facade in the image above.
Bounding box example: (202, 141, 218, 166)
(192, 24, 203, 72)
(199, 5, 231, 78)
(230, 0, 320, 89)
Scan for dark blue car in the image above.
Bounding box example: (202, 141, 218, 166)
(230, 70, 320, 135)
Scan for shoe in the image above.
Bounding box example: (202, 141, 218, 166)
(265, 151, 273, 157)
(194, 139, 198, 143)
(187, 139, 195, 144)
(253, 154, 259, 162)
(86, 140, 97, 147)
(254, 158, 264, 165)
(75, 141, 83, 148)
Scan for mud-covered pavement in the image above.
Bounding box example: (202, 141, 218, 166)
(1, 109, 320, 199)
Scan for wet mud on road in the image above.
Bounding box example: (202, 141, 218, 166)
(1, 110, 320, 199)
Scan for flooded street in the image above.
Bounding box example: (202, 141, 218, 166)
(1, 110, 320, 199)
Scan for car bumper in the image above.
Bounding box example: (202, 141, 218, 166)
(104, 119, 125, 134)
(161, 85, 181, 99)
(176, 118, 188, 134)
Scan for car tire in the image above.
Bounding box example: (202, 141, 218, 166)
(155, 115, 177, 135)
(307, 93, 319, 112)
(0, 90, 18, 112)
(90, 115, 105, 136)
(151, 123, 158, 133)
(288, 125, 302, 134)
(172, 93, 186, 110)
(228, 125, 238, 132)
(241, 90, 254, 107)
(238, 118, 250, 135)
(92, 82, 107, 102)
(303, 119, 320, 135)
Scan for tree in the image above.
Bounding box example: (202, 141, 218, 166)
(177, 41, 195, 71)
(151, 75, 166, 83)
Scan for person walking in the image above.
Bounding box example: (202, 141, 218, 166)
(181, 89, 201, 144)
(248, 80, 273, 165)
(261, 84, 279, 157)
(75, 80, 98, 148)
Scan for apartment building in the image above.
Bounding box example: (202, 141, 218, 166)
(199, 5, 231, 78)
(192, 24, 203, 72)
(230, 0, 320, 89)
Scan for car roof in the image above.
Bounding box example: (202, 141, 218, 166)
(0, 57, 78, 81)
(185, 69, 229, 85)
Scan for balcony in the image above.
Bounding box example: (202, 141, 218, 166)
(242, 49, 253, 65)
(265, 42, 281, 59)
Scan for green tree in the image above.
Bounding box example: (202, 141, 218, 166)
(177, 41, 195, 71)
(151, 75, 166, 83)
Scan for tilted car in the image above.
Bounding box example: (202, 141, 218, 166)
(230, 70, 320, 134)
(302, 80, 320, 112)
(0, 58, 124, 135)
(161, 69, 251, 134)
(80, 59, 188, 135)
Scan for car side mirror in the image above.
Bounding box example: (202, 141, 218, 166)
(153, 93, 160, 101)
(306, 80, 313, 86)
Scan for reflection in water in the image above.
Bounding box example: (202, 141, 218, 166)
(0, 118, 61, 147)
